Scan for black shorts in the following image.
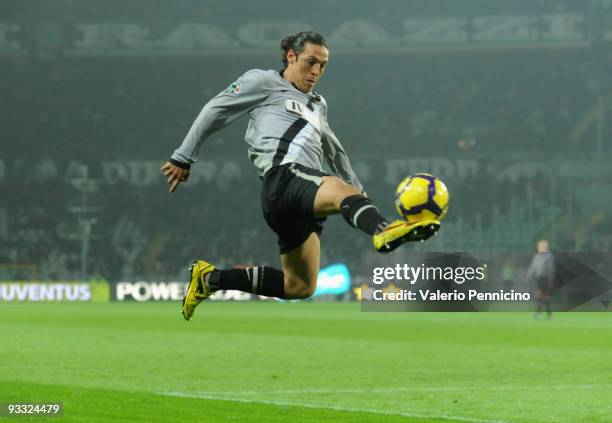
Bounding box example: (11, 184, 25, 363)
(535, 276, 550, 292)
(261, 163, 329, 254)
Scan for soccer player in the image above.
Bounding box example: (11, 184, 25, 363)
(161, 31, 440, 320)
(525, 239, 555, 319)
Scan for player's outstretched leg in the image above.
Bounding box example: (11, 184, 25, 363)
(371, 218, 440, 253)
(340, 193, 439, 252)
(182, 259, 295, 321)
(182, 260, 216, 321)
(314, 177, 439, 253)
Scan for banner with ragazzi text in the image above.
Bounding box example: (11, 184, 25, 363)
(359, 253, 612, 312)
(0, 13, 593, 57)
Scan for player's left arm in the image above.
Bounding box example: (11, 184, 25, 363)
(320, 98, 364, 193)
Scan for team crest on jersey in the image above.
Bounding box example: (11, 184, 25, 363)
(225, 81, 241, 95)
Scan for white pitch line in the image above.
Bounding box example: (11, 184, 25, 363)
(164, 383, 612, 397)
(159, 391, 506, 423)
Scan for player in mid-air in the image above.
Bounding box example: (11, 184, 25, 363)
(161, 31, 440, 320)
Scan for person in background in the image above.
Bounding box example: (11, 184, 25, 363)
(525, 239, 555, 319)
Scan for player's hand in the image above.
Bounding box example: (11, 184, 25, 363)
(161, 161, 190, 193)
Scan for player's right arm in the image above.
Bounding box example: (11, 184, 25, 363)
(318, 96, 364, 193)
(162, 69, 270, 192)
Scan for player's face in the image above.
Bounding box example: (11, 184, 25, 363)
(286, 42, 329, 93)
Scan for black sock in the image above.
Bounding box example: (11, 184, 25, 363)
(340, 194, 388, 236)
(206, 267, 286, 299)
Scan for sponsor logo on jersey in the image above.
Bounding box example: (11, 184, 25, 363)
(225, 81, 241, 94)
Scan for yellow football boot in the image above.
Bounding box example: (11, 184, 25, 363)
(372, 219, 440, 253)
(182, 260, 215, 321)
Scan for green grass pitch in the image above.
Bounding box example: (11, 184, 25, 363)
(0, 302, 610, 422)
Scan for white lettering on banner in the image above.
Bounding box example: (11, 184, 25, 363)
(74, 23, 152, 51)
(1, 14, 589, 57)
(39, 284, 54, 301)
(114, 283, 259, 301)
(5, 157, 57, 182)
(115, 24, 152, 48)
(385, 158, 427, 185)
(384, 158, 480, 185)
(149, 282, 181, 301)
(124, 161, 164, 187)
(15, 284, 28, 301)
(237, 22, 311, 47)
(541, 14, 584, 41)
(495, 161, 552, 182)
(132, 282, 151, 301)
(64, 160, 89, 180)
(115, 282, 183, 301)
(329, 21, 395, 46)
(101, 161, 147, 186)
(102, 161, 129, 184)
(66, 284, 78, 301)
(403, 18, 468, 44)
(33, 158, 59, 181)
(0, 158, 489, 185)
(75, 23, 233, 51)
(209, 290, 253, 301)
(0, 283, 91, 302)
(74, 23, 121, 50)
(472, 16, 538, 42)
(116, 282, 131, 301)
(101, 161, 229, 186)
(78, 284, 93, 301)
(4, 157, 576, 185)
(159, 24, 232, 49)
(29, 284, 41, 301)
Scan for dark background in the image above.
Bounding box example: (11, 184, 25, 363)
(1, 0, 611, 281)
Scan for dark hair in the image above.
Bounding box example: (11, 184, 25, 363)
(280, 31, 327, 68)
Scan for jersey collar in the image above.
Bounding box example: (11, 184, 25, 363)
(278, 69, 313, 95)
(278, 69, 321, 102)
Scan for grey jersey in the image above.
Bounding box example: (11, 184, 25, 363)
(171, 69, 363, 192)
(526, 252, 555, 280)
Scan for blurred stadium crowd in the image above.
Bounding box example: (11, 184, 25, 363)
(2, 1, 612, 281)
